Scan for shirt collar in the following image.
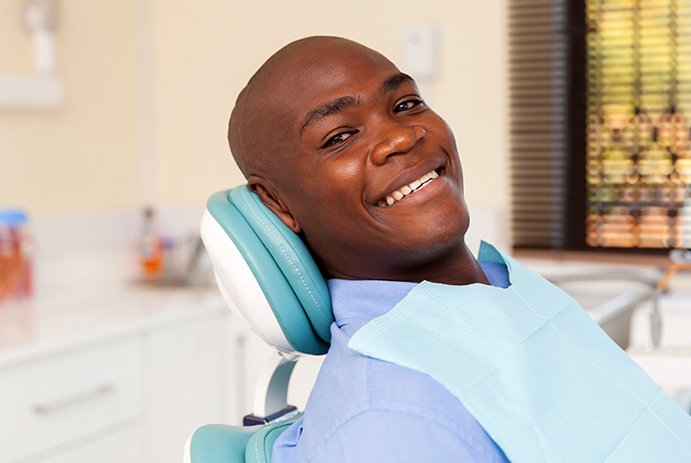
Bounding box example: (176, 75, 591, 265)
(327, 279, 417, 329)
(327, 249, 511, 330)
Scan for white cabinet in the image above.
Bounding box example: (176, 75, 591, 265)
(39, 426, 145, 463)
(145, 313, 231, 462)
(0, 337, 144, 462)
(0, 302, 233, 463)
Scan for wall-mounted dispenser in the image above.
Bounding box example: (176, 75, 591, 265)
(0, 0, 65, 109)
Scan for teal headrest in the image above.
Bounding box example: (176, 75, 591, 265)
(205, 186, 333, 355)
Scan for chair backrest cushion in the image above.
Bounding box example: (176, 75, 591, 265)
(189, 417, 300, 463)
(189, 424, 256, 463)
(244, 418, 300, 463)
(201, 186, 333, 355)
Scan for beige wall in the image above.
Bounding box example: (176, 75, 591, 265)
(1, 0, 508, 218)
(0, 0, 140, 216)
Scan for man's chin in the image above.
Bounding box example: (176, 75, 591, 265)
(387, 197, 468, 235)
(384, 211, 470, 259)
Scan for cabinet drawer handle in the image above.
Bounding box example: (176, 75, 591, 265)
(32, 384, 116, 415)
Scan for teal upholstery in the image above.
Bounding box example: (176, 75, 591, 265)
(190, 424, 256, 463)
(244, 417, 301, 463)
(229, 187, 333, 343)
(206, 186, 333, 354)
(190, 417, 300, 463)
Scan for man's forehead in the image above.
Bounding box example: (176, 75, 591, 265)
(264, 49, 401, 126)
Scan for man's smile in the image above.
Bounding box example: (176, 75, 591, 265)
(372, 154, 451, 208)
(376, 169, 442, 207)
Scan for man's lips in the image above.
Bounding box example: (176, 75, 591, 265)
(376, 169, 441, 207)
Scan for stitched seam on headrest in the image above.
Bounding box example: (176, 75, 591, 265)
(253, 430, 261, 463)
(243, 194, 329, 323)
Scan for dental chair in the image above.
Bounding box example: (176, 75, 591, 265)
(185, 186, 334, 463)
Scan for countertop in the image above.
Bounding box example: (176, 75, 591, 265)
(0, 274, 226, 369)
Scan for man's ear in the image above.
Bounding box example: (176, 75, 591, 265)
(248, 180, 302, 234)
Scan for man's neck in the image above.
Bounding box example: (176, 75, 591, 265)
(326, 242, 490, 286)
(396, 243, 490, 286)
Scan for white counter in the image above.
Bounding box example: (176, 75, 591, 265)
(0, 281, 226, 368)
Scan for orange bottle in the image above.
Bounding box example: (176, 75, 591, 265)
(139, 207, 163, 276)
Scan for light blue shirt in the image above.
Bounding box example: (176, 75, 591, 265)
(271, 262, 511, 463)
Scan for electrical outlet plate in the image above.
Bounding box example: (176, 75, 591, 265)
(402, 25, 438, 79)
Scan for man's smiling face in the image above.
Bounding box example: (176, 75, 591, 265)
(233, 38, 470, 281)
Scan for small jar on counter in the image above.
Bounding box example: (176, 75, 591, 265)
(0, 209, 33, 304)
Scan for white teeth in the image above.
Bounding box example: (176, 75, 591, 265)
(377, 169, 440, 207)
(417, 178, 433, 191)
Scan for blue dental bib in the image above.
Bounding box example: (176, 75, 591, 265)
(349, 242, 691, 462)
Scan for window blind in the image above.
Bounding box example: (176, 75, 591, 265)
(509, 0, 576, 248)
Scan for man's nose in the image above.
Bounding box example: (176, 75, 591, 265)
(369, 123, 426, 166)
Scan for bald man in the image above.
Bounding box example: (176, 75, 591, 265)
(229, 36, 509, 462)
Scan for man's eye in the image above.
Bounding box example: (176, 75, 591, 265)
(394, 98, 424, 113)
(322, 131, 354, 148)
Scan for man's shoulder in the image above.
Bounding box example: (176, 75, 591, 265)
(276, 339, 503, 463)
(301, 334, 477, 441)
(272, 329, 507, 463)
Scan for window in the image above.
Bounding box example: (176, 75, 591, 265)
(510, 0, 691, 252)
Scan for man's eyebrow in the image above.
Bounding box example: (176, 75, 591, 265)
(381, 73, 415, 93)
(298, 73, 415, 136)
(300, 96, 359, 135)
